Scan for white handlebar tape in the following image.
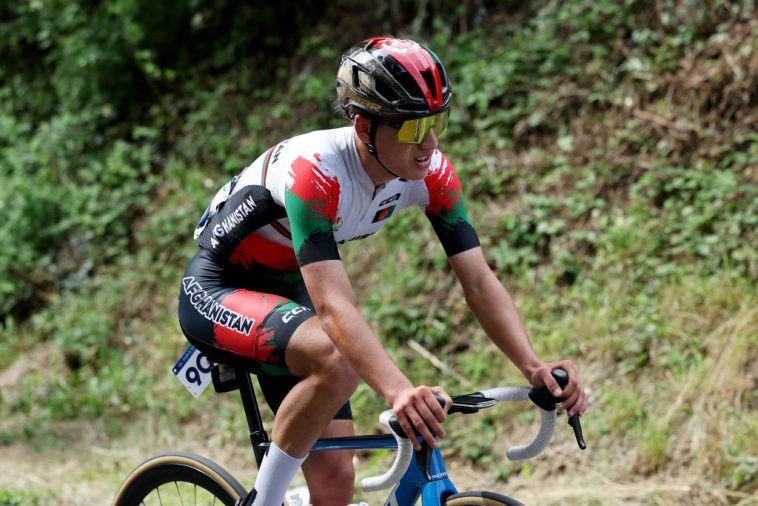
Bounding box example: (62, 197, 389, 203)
(505, 407, 556, 460)
(360, 410, 414, 492)
(480, 386, 557, 461)
(480, 386, 531, 402)
(361, 385, 558, 490)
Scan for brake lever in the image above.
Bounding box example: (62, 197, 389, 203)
(528, 369, 587, 451)
(568, 414, 586, 450)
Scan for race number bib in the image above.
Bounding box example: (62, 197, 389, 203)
(172, 345, 213, 397)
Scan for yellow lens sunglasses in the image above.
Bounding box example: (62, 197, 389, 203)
(383, 110, 450, 144)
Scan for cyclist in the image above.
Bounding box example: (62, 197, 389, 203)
(178, 36, 588, 506)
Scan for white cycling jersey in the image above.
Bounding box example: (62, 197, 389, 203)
(193, 126, 478, 272)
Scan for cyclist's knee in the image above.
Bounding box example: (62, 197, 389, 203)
(292, 319, 360, 392)
(318, 350, 359, 399)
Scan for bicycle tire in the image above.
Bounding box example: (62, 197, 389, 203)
(444, 490, 525, 506)
(112, 451, 247, 506)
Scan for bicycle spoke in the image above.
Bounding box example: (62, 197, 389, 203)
(132, 477, 231, 506)
(113, 452, 244, 506)
(174, 481, 184, 506)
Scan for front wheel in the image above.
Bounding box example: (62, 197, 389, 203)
(112, 451, 247, 506)
(443, 490, 525, 506)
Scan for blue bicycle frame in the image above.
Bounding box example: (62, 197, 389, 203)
(228, 363, 583, 506)
(235, 363, 457, 505)
(312, 434, 457, 505)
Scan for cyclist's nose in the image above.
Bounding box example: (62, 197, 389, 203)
(420, 127, 439, 150)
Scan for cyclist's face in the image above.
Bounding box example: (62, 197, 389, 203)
(374, 122, 439, 180)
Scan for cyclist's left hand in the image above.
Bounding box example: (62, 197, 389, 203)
(528, 360, 588, 417)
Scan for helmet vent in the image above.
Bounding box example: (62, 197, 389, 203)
(436, 63, 448, 88)
(375, 79, 399, 103)
(421, 70, 438, 102)
(395, 70, 423, 101)
(355, 68, 376, 94)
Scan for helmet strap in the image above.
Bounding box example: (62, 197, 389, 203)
(367, 118, 402, 179)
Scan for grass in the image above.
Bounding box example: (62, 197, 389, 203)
(1, 254, 755, 505)
(0, 489, 46, 506)
(1, 3, 757, 505)
(340, 240, 758, 504)
(508, 269, 758, 505)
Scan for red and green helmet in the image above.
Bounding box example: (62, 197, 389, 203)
(336, 37, 453, 120)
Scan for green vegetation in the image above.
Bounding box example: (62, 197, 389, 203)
(0, 489, 45, 506)
(1, 1, 756, 504)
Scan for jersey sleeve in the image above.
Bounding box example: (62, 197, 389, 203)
(423, 155, 480, 256)
(284, 154, 342, 266)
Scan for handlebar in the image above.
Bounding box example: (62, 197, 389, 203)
(480, 386, 556, 460)
(360, 369, 586, 492)
(360, 411, 415, 492)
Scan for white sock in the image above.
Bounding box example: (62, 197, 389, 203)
(252, 442, 307, 506)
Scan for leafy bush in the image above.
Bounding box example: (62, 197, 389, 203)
(1, 2, 756, 502)
(0, 174, 70, 316)
(0, 136, 158, 319)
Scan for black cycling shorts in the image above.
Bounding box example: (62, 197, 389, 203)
(178, 248, 352, 419)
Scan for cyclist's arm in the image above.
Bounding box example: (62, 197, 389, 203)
(285, 156, 448, 446)
(300, 259, 450, 448)
(301, 260, 407, 399)
(448, 247, 588, 416)
(420, 155, 585, 416)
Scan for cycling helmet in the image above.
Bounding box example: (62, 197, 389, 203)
(336, 37, 452, 120)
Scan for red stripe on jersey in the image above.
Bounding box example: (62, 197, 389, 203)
(288, 155, 340, 221)
(423, 155, 461, 214)
(271, 220, 292, 239)
(230, 232, 299, 270)
(262, 146, 275, 186)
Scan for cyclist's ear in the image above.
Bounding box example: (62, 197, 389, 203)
(354, 114, 372, 142)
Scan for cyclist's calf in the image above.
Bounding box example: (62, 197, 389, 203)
(302, 422, 356, 505)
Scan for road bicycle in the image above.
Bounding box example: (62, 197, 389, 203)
(112, 360, 586, 506)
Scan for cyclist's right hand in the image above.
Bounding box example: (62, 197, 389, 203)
(391, 385, 452, 450)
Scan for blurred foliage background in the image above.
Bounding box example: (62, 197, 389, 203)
(1, 0, 756, 504)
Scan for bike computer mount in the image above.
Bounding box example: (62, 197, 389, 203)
(448, 393, 498, 414)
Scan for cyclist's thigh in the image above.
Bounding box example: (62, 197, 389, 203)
(257, 372, 353, 419)
(178, 250, 352, 419)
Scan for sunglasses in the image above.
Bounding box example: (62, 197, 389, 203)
(382, 110, 450, 144)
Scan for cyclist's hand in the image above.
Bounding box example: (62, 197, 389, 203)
(528, 360, 588, 417)
(391, 385, 452, 450)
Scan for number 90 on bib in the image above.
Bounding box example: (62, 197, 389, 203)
(172, 345, 214, 398)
